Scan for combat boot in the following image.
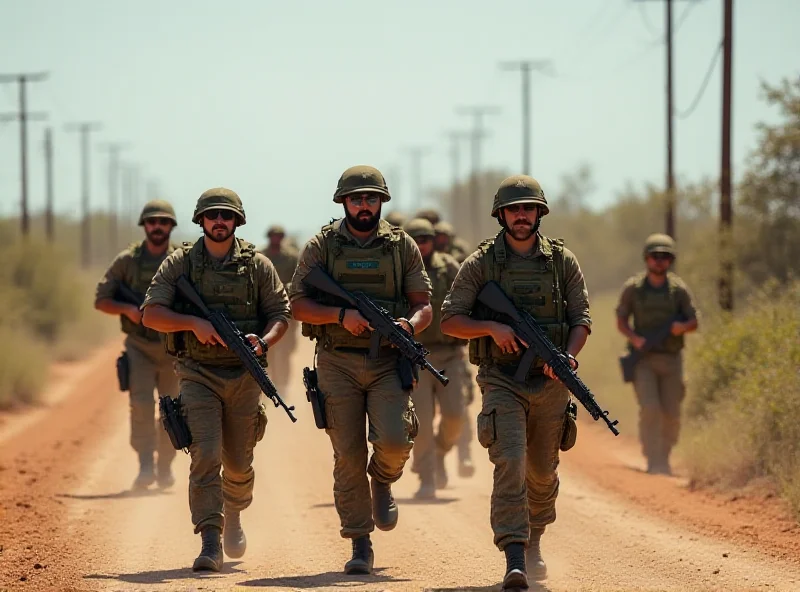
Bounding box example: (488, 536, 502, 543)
(156, 456, 175, 489)
(223, 511, 247, 558)
(132, 452, 156, 490)
(527, 528, 547, 581)
(414, 474, 436, 500)
(370, 477, 398, 531)
(344, 535, 374, 575)
(458, 449, 476, 478)
(435, 451, 448, 489)
(502, 542, 528, 589)
(192, 526, 223, 572)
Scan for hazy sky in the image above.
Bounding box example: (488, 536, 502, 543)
(1, 0, 799, 241)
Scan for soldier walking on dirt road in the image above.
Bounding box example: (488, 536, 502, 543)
(141, 188, 291, 572)
(94, 200, 181, 491)
(616, 233, 699, 476)
(289, 165, 432, 575)
(440, 175, 592, 589)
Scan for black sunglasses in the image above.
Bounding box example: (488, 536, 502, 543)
(649, 253, 674, 261)
(203, 209, 236, 221)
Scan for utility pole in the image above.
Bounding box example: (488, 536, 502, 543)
(444, 130, 470, 213)
(719, 0, 734, 311)
(65, 122, 103, 268)
(99, 142, 129, 253)
(0, 72, 48, 237)
(404, 146, 432, 212)
(456, 105, 500, 243)
(498, 60, 553, 176)
(44, 127, 55, 242)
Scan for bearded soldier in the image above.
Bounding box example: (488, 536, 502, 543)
(142, 188, 291, 572)
(260, 225, 300, 394)
(441, 175, 591, 588)
(289, 165, 432, 575)
(402, 218, 468, 499)
(95, 200, 180, 490)
(616, 233, 698, 475)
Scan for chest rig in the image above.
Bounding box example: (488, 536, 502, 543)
(120, 241, 174, 341)
(164, 238, 264, 365)
(630, 272, 684, 353)
(469, 232, 569, 368)
(419, 252, 463, 348)
(301, 221, 408, 350)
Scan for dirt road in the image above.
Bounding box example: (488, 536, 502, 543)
(2, 337, 800, 592)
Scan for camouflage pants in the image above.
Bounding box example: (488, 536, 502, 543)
(476, 366, 569, 550)
(125, 336, 178, 467)
(411, 347, 467, 479)
(458, 359, 476, 461)
(317, 347, 418, 539)
(175, 360, 265, 534)
(633, 352, 685, 464)
(266, 321, 297, 394)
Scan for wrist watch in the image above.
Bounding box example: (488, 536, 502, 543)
(566, 353, 579, 369)
(255, 335, 268, 355)
(398, 317, 415, 336)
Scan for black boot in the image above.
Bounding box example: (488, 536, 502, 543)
(156, 456, 175, 489)
(132, 452, 156, 490)
(434, 452, 448, 489)
(344, 535, 374, 575)
(223, 511, 247, 558)
(192, 527, 223, 572)
(527, 529, 547, 581)
(503, 543, 528, 590)
(370, 477, 398, 531)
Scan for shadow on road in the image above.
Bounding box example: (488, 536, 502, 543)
(57, 488, 173, 500)
(394, 496, 460, 505)
(238, 568, 410, 588)
(426, 583, 553, 592)
(84, 561, 244, 584)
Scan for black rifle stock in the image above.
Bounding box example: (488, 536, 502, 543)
(476, 281, 619, 436)
(175, 275, 297, 423)
(301, 266, 449, 386)
(618, 316, 682, 383)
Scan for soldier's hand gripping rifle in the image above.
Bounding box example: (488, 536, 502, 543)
(301, 266, 449, 387)
(176, 275, 297, 423)
(476, 280, 619, 436)
(618, 316, 683, 383)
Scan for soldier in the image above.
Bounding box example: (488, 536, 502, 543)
(616, 233, 698, 475)
(434, 221, 469, 264)
(440, 175, 591, 588)
(94, 200, 180, 490)
(384, 211, 407, 227)
(402, 218, 468, 499)
(141, 188, 291, 572)
(260, 225, 300, 393)
(433, 220, 475, 478)
(415, 208, 441, 225)
(289, 165, 432, 575)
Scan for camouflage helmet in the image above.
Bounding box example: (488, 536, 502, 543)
(385, 211, 406, 227)
(434, 221, 455, 237)
(415, 208, 441, 225)
(643, 233, 676, 257)
(333, 165, 391, 203)
(192, 187, 246, 225)
(403, 218, 436, 239)
(267, 224, 286, 237)
(138, 199, 177, 226)
(491, 175, 549, 218)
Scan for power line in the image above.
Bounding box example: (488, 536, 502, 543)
(675, 40, 723, 119)
(637, 2, 661, 37)
(65, 121, 103, 268)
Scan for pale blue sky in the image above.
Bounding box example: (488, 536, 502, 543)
(1, 0, 799, 241)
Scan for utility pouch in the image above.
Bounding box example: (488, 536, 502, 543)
(159, 395, 192, 452)
(116, 352, 130, 392)
(303, 367, 328, 430)
(560, 400, 578, 452)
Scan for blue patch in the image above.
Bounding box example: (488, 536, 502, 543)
(346, 260, 380, 270)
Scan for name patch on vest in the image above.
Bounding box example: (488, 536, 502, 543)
(346, 260, 380, 270)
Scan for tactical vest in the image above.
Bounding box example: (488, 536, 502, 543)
(630, 272, 684, 353)
(469, 232, 569, 369)
(419, 252, 463, 348)
(164, 238, 264, 365)
(301, 221, 408, 350)
(120, 241, 175, 341)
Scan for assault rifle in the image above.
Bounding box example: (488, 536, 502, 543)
(175, 275, 297, 423)
(476, 280, 619, 436)
(116, 283, 145, 307)
(301, 266, 449, 387)
(618, 316, 683, 383)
